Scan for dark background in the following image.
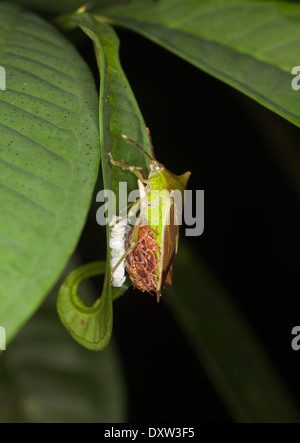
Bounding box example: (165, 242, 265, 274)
(78, 28, 300, 422)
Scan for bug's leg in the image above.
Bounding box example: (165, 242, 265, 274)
(109, 200, 140, 240)
(108, 152, 149, 183)
(109, 213, 130, 228)
(108, 152, 145, 171)
(120, 199, 141, 219)
(110, 217, 141, 275)
(118, 200, 136, 218)
(111, 242, 135, 276)
(109, 211, 139, 286)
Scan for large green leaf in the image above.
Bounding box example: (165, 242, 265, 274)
(73, 14, 151, 198)
(95, 0, 300, 127)
(8, 0, 85, 13)
(167, 242, 300, 423)
(9, 0, 140, 14)
(57, 13, 150, 350)
(0, 3, 100, 342)
(0, 257, 127, 423)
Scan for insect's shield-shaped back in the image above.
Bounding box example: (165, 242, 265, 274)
(107, 130, 191, 298)
(139, 185, 184, 229)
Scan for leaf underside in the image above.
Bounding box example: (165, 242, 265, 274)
(0, 3, 100, 343)
(56, 13, 151, 350)
(0, 257, 127, 423)
(96, 0, 300, 128)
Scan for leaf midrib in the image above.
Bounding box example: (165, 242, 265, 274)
(98, 15, 298, 125)
(101, 13, 294, 76)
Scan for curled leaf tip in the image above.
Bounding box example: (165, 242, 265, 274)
(57, 261, 113, 351)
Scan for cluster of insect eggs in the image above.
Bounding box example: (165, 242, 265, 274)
(109, 216, 160, 292)
(109, 216, 131, 287)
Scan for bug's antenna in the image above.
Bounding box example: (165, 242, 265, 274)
(122, 134, 154, 161)
(146, 127, 156, 160)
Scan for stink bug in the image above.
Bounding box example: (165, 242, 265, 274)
(108, 129, 191, 302)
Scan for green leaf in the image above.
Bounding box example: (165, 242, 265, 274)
(9, 0, 85, 13)
(166, 242, 300, 423)
(56, 13, 151, 350)
(57, 260, 130, 350)
(0, 3, 100, 342)
(73, 13, 152, 198)
(57, 262, 113, 350)
(9, 0, 139, 14)
(0, 258, 127, 423)
(95, 0, 300, 127)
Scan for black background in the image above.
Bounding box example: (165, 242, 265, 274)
(78, 28, 300, 422)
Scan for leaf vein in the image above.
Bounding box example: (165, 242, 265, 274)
(0, 122, 73, 164)
(0, 182, 56, 216)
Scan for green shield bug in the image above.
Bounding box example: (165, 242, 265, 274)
(108, 129, 191, 302)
